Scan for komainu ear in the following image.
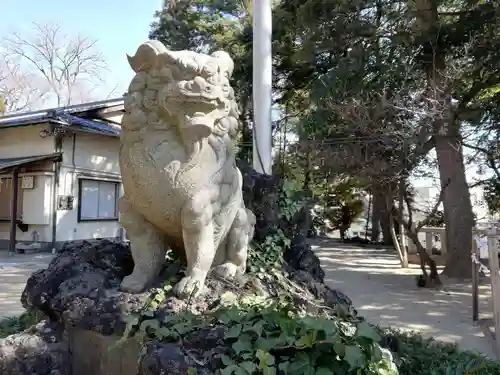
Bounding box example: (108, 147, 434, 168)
(127, 40, 167, 73)
(211, 51, 234, 78)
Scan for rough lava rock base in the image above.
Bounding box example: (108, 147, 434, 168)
(0, 321, 69, 375)
(2, 166, 355, 375)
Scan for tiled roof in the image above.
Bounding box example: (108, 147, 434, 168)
(0, 98, 124, 137)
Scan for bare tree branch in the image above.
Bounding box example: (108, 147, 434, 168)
(462, 141, 500, 180)
(416, 178, 450, 231)
(469, 179, 489, 188)
(0, 59, 44, 112)
(1, 22, 109, 108)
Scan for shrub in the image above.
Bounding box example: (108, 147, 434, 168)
(0, 310, 39, 338)
(387, 329, 500, 375)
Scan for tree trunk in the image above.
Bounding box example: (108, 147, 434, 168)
(371, 193, 382, 242)
(413, 0, 474, 278)
(436, 135, 474, 278)
(236, 100, 252, 163)
(372, 191, 393, 244)
(407, 229, 441, 286)
(379, 199, 393, 245)
(389, 212, 408, 268)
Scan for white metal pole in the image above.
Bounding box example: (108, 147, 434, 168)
(252, 0, 273, 175)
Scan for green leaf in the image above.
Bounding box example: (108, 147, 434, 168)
(163, 284, 172, 292)
(239, 361, 257, 374)
(315, 367, 334, 375)
(295, 331, 316, 348)
(154, 293, 165, 303)
(256, 349, 275, 368)
(226, 324, 243, 338)
(123, 315, 140, 326)
(263, 367, 277, 375)
(154, 327, 174, 339)
(356, 321, 381, 342)
(240, 352, 253, 360)
(344, 345, 364, 370)
(278, 362, 289, 373)
(372, 344, 383, 362)
(139, 319, 160, 332)
(320, 319, 338, 337)
(254, 337, 274, 351)
(219, 354, 234, 366)
(187, 368, 197, 375)
(172, 322, 191, 335)
(220, 364, 239, 375)
(287, 353, 314, 375)
(232, 335, 253, 355)
(233, 367, 250, 375)
(218, 307, 241, 324)
(243, 320, 265, 336)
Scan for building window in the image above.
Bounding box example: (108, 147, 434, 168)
(78, 179, 120, 221)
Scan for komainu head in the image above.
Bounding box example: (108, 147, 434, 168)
(126, 40, 239, 140)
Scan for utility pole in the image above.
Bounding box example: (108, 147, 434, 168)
(252, 0, 273, 175)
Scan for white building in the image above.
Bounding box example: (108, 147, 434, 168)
(412, 185, 493, 223)
(0, 98, 125, 252)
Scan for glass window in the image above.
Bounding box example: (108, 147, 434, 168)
(79, 179, 119, 221)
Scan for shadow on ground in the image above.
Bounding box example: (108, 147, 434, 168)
(0, 253, 53, 318)
(310, 237, 496, 358)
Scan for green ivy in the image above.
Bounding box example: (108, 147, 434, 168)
(116, 271, 398, 375)
(247, 229, 290, 273)
(279, 180, 305, 222)
(246, 179, 306, 273)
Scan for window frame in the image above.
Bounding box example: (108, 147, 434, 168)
(77, 178, 120, 222)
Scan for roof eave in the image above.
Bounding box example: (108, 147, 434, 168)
(0, 117, 65, 129)
(0, 97, 125, 128)
(0, 152, 63, 174)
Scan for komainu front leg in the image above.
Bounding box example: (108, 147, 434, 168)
(214, 206, 256, 279)
(119, 197, 166, 293)
(173, 191, 215, 299)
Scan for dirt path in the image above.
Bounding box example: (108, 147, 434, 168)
(311, 237, 497, 359)
(0, 253, 53, 318)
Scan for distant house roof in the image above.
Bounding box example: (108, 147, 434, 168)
(0, 98, 124, 137)
(0, 152, 63, 174)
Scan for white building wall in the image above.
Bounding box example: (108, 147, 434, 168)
(0, 172, 54, 243)
(0, 124, 54, 159)
(102, 112, 123, 124)
(412, 185, 492, 223)
(56, 131, 122, 243)
(0, 128, 124, 248)
(0, 125, 56, 246)
(407, 184, 493, 253)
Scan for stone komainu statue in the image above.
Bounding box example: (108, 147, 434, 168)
(119, 40, 256, 298)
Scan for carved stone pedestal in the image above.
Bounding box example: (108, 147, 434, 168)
(69, 328, 140, 375)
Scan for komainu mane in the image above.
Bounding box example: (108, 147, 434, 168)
(119, 40, 255, 298)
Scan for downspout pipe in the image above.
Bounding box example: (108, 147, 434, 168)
(70, 132, 76, 193)
(51, 124, 62, 253)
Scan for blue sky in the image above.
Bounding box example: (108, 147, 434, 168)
(1, 0, 163, 99)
